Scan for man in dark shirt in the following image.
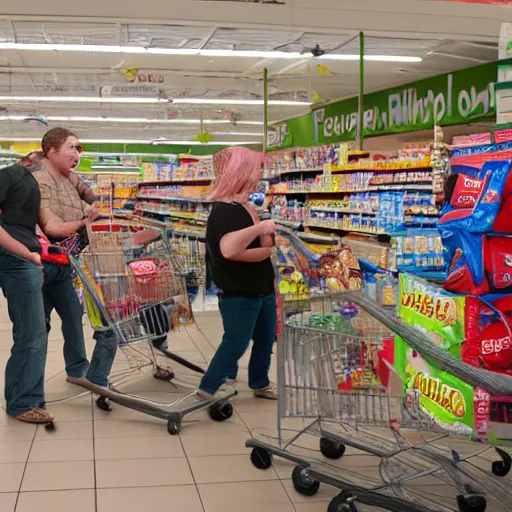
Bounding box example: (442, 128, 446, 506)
(0, 164, 54, 423)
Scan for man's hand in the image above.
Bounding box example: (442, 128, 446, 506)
(28, 252, 42, 267)
(84, 207, 101, 222)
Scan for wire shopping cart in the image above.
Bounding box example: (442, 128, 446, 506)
(67, 221, 236, 435)
(246, 229, 512, 512)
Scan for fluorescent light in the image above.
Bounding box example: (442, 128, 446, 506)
(0, 115, 264, 126)
(151, 140, 261, 146)
(321, 54, 422, 63)
(0, 43, 148, 53)
(0, 96, 168, 104)
(212, 131, 263, 137)
(199, 49, 304, 59)
(0, 43, 305, 59)
(146, 48, 201, 55)
(173, 98, 310, 106)
(0, 96, 308, 107)
(0, 42, 422, 62)
(0, 137, 260, 145)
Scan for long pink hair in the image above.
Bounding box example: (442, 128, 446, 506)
(207, 146, 264, 203)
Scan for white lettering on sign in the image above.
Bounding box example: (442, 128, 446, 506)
(268, 124, 289, 147)
(463, 177, 483, 189)
(481, 336, 511, 355)
(312, 73, 495, 143)
(456, 195, 477, 205)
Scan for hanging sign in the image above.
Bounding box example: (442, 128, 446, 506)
(268, 62, 497, 150)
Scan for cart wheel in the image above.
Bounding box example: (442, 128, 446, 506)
(208, 402, 233, 422)
(328, 492, 357, 512)
(492, 448, 511, 477)
(167, 418, 181, 435)
(292, 465, 320, 497)
(456, 495, 486, 512)
(320, 437, 346, 460)
(250, 447, 272, 470)
(96, 396, 112, 412)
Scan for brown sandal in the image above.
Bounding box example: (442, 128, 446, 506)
(14, 407, 55, 424)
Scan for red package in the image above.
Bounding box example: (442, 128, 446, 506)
(449, 174, 485, 209)
(463, 321, 512, 374)
(37, 232, 69, 265)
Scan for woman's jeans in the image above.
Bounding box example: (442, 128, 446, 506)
(42, 262, 117, 388)
(199, 293, 276, 395)
(0, 249, 47, 416)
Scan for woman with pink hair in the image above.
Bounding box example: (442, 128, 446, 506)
(198, 146, 278, 400)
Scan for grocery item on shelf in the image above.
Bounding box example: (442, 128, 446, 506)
(393, 229, 445, 275)
(79, 170, 141, 214)
(397, 273, 512, 442)
(142, 158, 214, 183)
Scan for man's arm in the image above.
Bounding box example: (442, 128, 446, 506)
(0, 225, 41, 264)
(38, 208, 85, 239)
(70, 172, 96, 205)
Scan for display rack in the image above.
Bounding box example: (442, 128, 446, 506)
(132, 155, 216, 311)
(265, 143, 446, 278)
(264, 144, 444, 280)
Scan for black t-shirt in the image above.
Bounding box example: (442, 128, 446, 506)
(206, 202, 274, 296)
(0, 164, 41, 253)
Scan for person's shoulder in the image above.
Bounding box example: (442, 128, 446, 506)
(0, 163, 30, 180)
(30, 164, 49, 183)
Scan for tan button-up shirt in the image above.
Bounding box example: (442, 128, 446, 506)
(32, 164, 87, 222)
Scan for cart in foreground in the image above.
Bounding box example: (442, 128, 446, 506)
(247, 230, 512, 512)
(68, 222, 236, 434)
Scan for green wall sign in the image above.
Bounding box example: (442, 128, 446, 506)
(269, 62, 497, 150)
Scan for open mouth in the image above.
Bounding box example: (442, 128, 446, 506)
(70, 159, 79, 170)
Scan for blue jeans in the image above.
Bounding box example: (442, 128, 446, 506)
(199, 293, 276, 395)
(42, 262, 117, 387)
(0, 249, 47, 415)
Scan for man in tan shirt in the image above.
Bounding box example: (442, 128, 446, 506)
(33, 128, 118, 410)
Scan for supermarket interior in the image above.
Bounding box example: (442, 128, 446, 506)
(2, 1, 512, 511)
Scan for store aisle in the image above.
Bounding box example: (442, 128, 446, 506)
(0, 297, 341, 512)
(0, 297, 508, 512)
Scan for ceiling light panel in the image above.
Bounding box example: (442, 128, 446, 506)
(0, 115, 264, 126)
(0, 42, 422, 62)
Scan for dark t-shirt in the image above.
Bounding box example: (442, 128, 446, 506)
(206, 202, 274, 296)
(0, 164, 41, 253)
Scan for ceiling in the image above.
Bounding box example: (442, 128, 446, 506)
(0, 0, 508, 145)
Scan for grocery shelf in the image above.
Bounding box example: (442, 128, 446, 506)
(138, 177, 213, 186)
(310, 207, 377, 215)
(138, 195, 210, 203)
(304, 221, 387, 236)
(269, 184, 433, 195)
(331, 165, 431, 174)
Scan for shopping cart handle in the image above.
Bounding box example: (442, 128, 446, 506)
(359, 258, 387, 274)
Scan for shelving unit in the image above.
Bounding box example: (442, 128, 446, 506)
(133, 155, 216, 311)
(265, 143, 445, 277)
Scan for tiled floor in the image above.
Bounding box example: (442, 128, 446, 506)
(0, 298, 510, 512)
